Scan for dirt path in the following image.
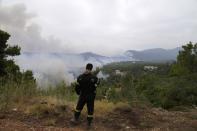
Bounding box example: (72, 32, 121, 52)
(0, 107, 197, 131)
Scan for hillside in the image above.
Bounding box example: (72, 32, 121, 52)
(0, 98, 197, 131)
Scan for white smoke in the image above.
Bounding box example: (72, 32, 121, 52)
(0, 2, 71, 53)
(97, 71, 109, 80)
(15, 53, 105, 87)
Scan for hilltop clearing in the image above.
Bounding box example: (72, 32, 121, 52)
(0, 98, 197, 131)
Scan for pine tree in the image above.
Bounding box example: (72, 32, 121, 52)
(0, 29, 21, 76)
(171, 42, 197, 75)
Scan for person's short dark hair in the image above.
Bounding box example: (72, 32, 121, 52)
(86, 63, 93, 70)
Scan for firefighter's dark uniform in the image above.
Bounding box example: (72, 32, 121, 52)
(74, 72, 98, 125)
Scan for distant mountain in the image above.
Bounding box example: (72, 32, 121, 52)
(125, 47, 181, 62)
(79, 52, 107, 60)
(78, 52, 113, 64)
(18, 47, 181, 86)
(22, 47, 181, 66)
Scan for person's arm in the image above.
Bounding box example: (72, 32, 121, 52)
(93, 76, 100, 89)
(94, 76, 100, 88)
(75, 75, 82, 95)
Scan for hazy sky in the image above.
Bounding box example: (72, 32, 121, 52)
(1, 0, 197, 55)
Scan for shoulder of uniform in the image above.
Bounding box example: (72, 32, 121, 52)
(77, 74, 84, 81)
(90, 75, 98, 82)
(90, 74, 97, 78)
(79, 73, 85, 77)
(78, 74, 83, 77)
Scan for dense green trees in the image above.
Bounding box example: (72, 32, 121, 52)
(135, 43, 197, 108)
(100, 43, 197, 108)
(0, 29, 36, 82)
(171, 42, 197, 75)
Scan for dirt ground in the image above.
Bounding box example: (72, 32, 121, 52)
(0, 105, 197, 131)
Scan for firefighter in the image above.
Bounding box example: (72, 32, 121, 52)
(71, 63, 98, 127)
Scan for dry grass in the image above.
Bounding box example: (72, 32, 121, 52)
(95, 100, 131, 117)
(43, 118, 56, 126)
(25, 103, 52, 116)
(24, 96, 71, 117)
(1, 95, 197, 131)
(70, 99, 131, 117)
(24, 96, 131, 119)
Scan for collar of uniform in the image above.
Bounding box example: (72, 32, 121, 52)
(84, 70, 92, 74)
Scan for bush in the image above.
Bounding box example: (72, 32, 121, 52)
(135, 74, 197, 109)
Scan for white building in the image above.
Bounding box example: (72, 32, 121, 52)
(115, 70, 125, 76)
(144, 66, 158, 71)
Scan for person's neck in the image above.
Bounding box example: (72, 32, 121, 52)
(84, 70, 91, 74)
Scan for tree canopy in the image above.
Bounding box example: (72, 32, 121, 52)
(0, 30, 21, 76)
(171, 42, 197, 76)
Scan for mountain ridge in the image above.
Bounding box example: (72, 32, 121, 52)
(22, 47, 180, 63)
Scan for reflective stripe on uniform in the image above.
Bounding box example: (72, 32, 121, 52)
(87, 115, 93, 118)
(75, 109, 81, 112)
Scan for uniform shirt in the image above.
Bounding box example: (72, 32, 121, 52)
(77, 72, 98, 96)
